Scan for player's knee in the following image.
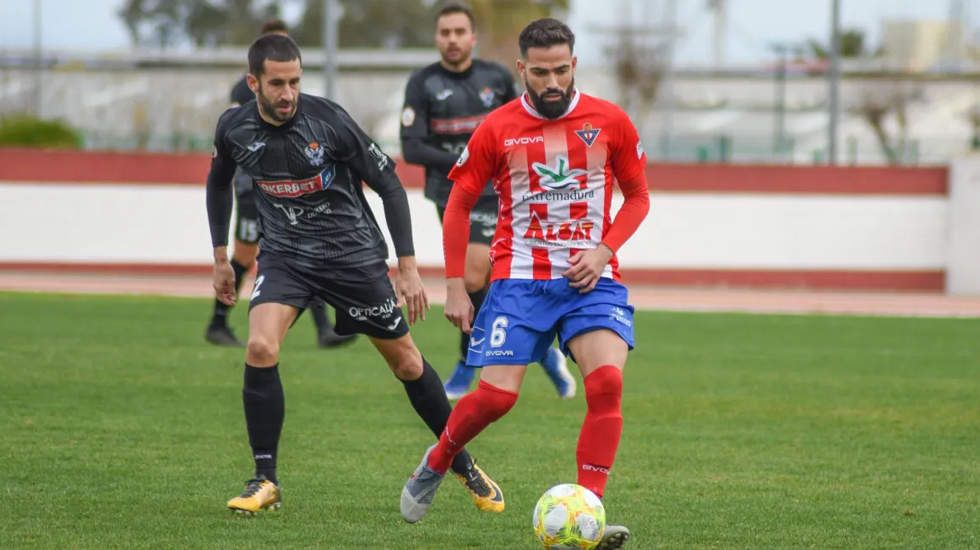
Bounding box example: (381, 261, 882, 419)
(474, 381, 519, 418)
(388, 347, 424, 381)
(246, 337, 280, 366)
(584, 365, 623, 398)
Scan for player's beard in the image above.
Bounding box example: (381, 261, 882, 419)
(257, 84, 297, 124)
(440, 44, 473, 70)
(525, 78, 575, 119)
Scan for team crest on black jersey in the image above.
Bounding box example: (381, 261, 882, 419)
(575, 123, 601, 148)
(479, 87, 495, 108)
(305, 141, 325, 167)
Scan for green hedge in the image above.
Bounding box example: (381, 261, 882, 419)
(0, 115, 82, 149)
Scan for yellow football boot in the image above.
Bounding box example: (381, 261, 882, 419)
(454, 461, 505, 513)
(226, 478, 281, 515)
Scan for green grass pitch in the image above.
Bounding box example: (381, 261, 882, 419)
(1, 291, 977, 549)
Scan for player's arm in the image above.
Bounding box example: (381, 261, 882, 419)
(443, 126, 496, 333)
(600, 176, 650, 253)
(333, 108, 429, 323)
(564, 115, 651, 293)
(205, 113, 239, 305)
(400, 72, 458, 172)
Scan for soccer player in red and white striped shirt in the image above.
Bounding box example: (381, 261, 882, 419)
(401, 18, 649, 549)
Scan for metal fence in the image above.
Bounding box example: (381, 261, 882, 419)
(3, 53, 977, 165)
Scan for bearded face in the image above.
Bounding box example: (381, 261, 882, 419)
(257, 81, 297, 123)
(519, 43, 577, 120)
(524, 77, 575, 119)
(248, 58, 301, 126)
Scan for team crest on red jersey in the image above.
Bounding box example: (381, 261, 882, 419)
(575, 123, 601, 147)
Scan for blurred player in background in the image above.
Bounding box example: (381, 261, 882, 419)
(205, 18, 354, 349)
(400, 2, 574, 399)
(401, 18, 649, 549)
(207, 33, 503, 516)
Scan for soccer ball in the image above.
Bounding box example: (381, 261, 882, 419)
(532, 483, 606, 549)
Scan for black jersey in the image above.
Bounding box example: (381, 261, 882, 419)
(400, 59, 516, 206)
(206, 93, 415, 270)
(229, 76, 252, 106)
(228, 76, 257, 201)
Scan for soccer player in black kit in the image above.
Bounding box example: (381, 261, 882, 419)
(401, 2, 575, 400)
(205, 19, 354, 349)
(207, 33, 503, 515)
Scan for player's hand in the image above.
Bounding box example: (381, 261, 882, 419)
(444, 278, 475, 334)
(395, 261, 429, 324)
(563, 244, 614, 293)
(213, 260, 237, 305)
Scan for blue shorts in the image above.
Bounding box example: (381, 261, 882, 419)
(465, 278, 635, 367)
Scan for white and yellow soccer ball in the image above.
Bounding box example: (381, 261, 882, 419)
(532, 483, 606, 549)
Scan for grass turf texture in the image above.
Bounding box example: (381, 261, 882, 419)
(1, 291, 977, 549)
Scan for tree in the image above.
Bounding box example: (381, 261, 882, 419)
(119, 0, 567, 55)
(969, 105, 980, 150)
(291, 0, 434, 48)
(291, 0, 566, 57)
(118, 0, 283, 48)
(468, 0, 569, 65)
(611, 31, 664, 130)
(853, 84, 923, 165)
(807, 28, 866, 59)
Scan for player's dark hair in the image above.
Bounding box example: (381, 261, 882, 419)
(259, 18, 289, 35)
(518, 18, 575, 57)
(436, 2, 475, 30)
(248, 33, 302, 77)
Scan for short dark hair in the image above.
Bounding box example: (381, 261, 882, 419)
(518, 18, 575, 57)
(248, 33, 302, 77)
(436, 2, 475, 30)
(259, 18, 289, 35)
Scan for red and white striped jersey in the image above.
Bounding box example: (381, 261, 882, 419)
(448, 90, 647, 281)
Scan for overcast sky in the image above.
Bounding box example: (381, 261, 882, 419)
(0, 0, 970, 66)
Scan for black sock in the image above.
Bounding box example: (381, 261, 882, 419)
(401, 358, 473, 475)
(211, 259, 250, 326)
(243, 363, 284, 484)
(459, 288, 488, 359)
(309, 297, 331, 332)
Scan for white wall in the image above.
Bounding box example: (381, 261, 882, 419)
(947, 156, 980, 294)
(0, 182, 947, 273)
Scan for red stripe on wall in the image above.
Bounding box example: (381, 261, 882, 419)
(646, 163, 948, 195)
(0, 261, 945, 291)
(0, 148, 212, 185)
(619, 268, 945, 292)
(0, 261, 215, 275)
(0, 148, 948, 195)
(394, 161, 424, 190)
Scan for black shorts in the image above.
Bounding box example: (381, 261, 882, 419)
(234, 169, 260, 244)
(248, 251, 409, 339)
(436, 194, 498, 246)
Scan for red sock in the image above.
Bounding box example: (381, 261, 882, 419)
(428, 380, 518, 473)
(576, 365, 623, 498)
